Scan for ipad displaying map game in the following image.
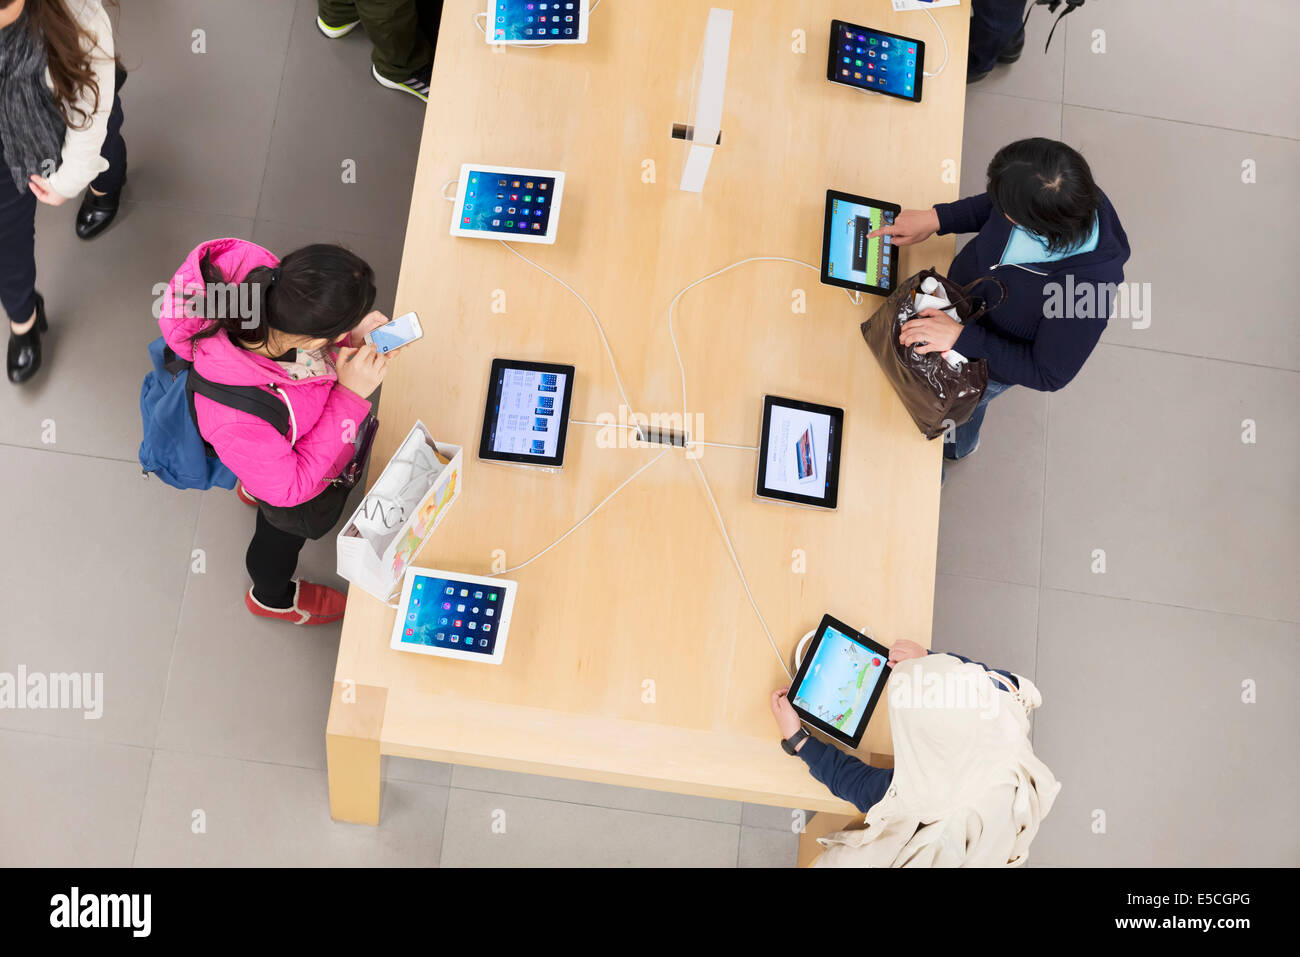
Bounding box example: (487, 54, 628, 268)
(788, 614, 892, 749)
(451, 164, 566, 245)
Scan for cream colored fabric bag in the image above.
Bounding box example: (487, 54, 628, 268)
(813, 653, 1061, 868)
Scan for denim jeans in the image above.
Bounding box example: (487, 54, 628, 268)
(945, 379, 1013, 460)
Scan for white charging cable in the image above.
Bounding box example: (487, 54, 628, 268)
(922, 8, 949, 77)
(498, 447, 670, 575)
(667, 255, 860, 431)
(691, 455, 793, 681)
(499, 241, 635, 416)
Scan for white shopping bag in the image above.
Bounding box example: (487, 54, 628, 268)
(336, 419, 463, 601)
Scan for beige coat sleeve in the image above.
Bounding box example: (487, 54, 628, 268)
(44, 0, 117, 199)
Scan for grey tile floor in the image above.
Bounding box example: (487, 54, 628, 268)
(0, 1, 1295, 867)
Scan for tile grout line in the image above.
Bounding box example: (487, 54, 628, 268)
(131, 489, 205, 867)
(249, 0, 300, 224)
(1062, 100, 1300, 143)
(936, 569, 1300, 629)
(1030, 393, 1052, 746)
(1096, 339, 1300, 375)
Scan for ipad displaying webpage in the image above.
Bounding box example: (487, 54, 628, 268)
(792, 625, 888, 733)
(826, 197, 893, 289)
(490, 367, 567, 457)
(401, 575, 504, 655)
(763, 403, 834, 499)
(493, 1, 584, 42)
(461, 170, 557, 237)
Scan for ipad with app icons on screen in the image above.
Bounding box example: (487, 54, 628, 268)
(827, 19, 924, 102)
(390, 566, 518, 665)
(487, 0, 590, 45)
(451, 164, 566, 245)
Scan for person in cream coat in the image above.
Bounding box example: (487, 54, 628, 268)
(0, 0, 126, 384)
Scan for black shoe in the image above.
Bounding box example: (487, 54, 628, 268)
(967, 65, 993, 84)
(8, 292, 48, 385)
(75, 181, 124, 240)
(997, 29, 1026, 64)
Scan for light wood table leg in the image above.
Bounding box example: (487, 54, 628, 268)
(797, 751, 892, 866)
(326, 680, 387, 825)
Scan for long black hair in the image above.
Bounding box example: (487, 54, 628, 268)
(986, 138, 1102, 255)
(186, 244, 377, 352)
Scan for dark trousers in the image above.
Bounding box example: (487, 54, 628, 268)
(0, 86, 127, 324)
(969, 0, 1030, 75)
(318, 0, 444, 80)
(246, 508, 307, 608)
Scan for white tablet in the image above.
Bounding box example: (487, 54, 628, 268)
(486, 0, 589, 45)
(389, 566, 518, 665)
(450, 164, 566, 245)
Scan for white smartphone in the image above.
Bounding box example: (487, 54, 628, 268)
(364, 311, 423, 354)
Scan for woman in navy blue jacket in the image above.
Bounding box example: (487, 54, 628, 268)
(870, 138, 1131, 460)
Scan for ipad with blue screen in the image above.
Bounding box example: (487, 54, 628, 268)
(487, 0, 589, 45)
(390, 566, 518, 665)
(789, 614, 892, 748)
(827, 19, 924, 102)
(451, 164, 566, 245)
(820, 190, 900, 296)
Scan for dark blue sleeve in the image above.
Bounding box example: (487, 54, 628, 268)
(934, 192, 995, 235)
(952, 308, 1108, 392)
(932, 650, 1019, 690)
(796, 738, 893, 814)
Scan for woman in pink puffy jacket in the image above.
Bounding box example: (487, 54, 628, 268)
(158, 238, 393, 626)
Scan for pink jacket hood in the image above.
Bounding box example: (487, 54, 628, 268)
(157, 238, 371, 508)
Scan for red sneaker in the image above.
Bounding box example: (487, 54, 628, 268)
(245, 580, 347, 626)
(235, 482, 258, 507)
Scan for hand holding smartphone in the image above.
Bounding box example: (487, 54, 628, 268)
(364, 311, 424, 354)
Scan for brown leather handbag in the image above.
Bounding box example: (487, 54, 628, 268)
(861, 269, 1006, 440)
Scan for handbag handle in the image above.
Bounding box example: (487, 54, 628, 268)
(950, 275, 1008, 324)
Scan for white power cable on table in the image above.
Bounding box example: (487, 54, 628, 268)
(500, 241, 635, 417)
(922, 8, 949, 77)
(499, 447, 671, 575)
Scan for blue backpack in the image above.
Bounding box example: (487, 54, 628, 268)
(139, 335, 290, 490)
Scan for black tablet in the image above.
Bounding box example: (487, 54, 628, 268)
(478, 358, 575, 468)
(789, 614, 892, 749)
(755, 395, 844, 510)
(827, 19, 924, 103)
(820, 189, 901, 296)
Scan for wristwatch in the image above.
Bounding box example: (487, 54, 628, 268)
(781, 728, 810, 755)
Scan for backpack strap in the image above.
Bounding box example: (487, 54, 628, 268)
(163, 346, 292, 448)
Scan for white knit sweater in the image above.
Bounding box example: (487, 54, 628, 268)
(44, 0, 116, 199)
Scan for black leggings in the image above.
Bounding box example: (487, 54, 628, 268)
(0, 84, 128, 324)
(246, 509, 306, 609)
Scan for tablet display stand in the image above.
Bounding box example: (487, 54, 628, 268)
(675, 7, 733, 194)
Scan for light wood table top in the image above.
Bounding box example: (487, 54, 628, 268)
(330, 0, 968, 819)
